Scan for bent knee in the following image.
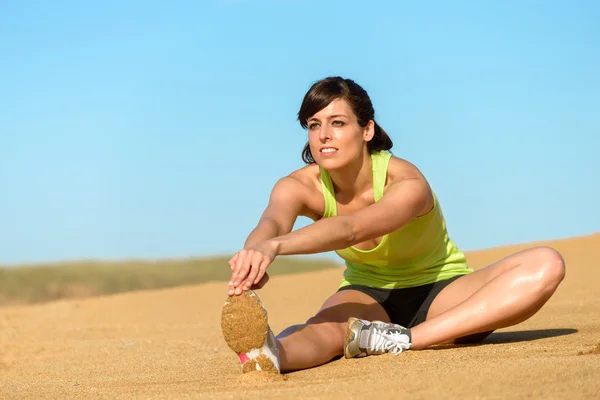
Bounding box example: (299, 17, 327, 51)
(531, 246, 566, 292)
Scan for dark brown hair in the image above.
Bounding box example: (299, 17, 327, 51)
(297, 76, 393, 164)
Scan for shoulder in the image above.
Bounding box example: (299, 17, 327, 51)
(272, 164, 325, 220)
(272, 163, 320, 195)
(384, 155, 434, 216)
(386, 155, 427, 182)
(286, 163, 321, 191)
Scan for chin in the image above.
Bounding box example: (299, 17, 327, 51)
(315, 156, 347, 171)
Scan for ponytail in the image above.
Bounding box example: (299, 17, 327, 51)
(369, 122, 393, 153)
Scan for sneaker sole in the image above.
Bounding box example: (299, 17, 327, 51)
(221, 290, 279, 373)
(343, 317, 360, 359)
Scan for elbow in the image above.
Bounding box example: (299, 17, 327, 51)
(263, 217, 285, 233)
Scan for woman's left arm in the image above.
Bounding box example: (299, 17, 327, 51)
(272, 176, 432, 255)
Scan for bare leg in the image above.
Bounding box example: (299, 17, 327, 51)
(410, 246, 566, 349)
(276, 290, 389, 372)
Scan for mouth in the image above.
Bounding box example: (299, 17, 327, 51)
(319, 147, 338, 156)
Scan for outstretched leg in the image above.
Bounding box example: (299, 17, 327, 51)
(409, 246, 566, 349)
(276, 289, 390, 372)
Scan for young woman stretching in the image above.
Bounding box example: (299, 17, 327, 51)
(220, 76, 566, 374)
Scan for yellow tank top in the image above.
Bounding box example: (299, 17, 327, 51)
(319, 151, 472, 289)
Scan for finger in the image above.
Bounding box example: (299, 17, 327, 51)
(228, 254, 240, 286)
(235, 249, 247, 270)
(228, 259, 237, 287)
(243, 252, 264, 290)
(254, 258, 270, 285)
(228, 253, 239, 271)
(246, 257, 267, 289)
(233, 250, 253, 288)
(252, 272, 269, 289)
(230, 250, 248, 286)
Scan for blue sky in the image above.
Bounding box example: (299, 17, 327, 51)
(1, 0, 598, 265)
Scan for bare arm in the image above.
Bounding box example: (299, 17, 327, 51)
(271, 176, 432, 255)
(242, 178, 304, 249)
(227, 176, 309, 294)
(244, 188, 300, 249)
(228, 174, 433, 296)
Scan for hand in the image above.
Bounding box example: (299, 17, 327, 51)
(228, 240, 279, 296)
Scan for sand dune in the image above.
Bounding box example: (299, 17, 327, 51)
(1, 233, 599, 399)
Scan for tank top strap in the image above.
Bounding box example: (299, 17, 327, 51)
(319, 167, 337, 217)
(372, 151, 392, 202)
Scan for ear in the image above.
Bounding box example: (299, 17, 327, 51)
(363, 120, 375, 142)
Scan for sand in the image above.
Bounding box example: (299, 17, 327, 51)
(1, 233, 599, 399)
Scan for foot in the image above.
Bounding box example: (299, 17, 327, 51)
(344, 317, 412, 358)
(221, 289, 281, 373)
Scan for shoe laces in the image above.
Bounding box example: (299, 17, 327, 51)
(369, 328, 410, 356)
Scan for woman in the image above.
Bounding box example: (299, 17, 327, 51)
(220, 77, 566, 374)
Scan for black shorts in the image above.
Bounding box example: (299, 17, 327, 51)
(337, 274, 465, 328)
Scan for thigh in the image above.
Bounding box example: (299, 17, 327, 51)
(426, 246, 554, 321)
(309, 288, 391, 325)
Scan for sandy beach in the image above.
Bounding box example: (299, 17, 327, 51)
(1, 233, 599, 399)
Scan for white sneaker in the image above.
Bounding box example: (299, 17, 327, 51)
(221, 289, 281, 373)
(344, 317, 412, 358)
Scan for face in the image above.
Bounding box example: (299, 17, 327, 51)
(306, 98, 374, 170)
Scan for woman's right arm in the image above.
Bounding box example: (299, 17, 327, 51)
(244, 176, 309, 247)
(228, 175, 310, 290)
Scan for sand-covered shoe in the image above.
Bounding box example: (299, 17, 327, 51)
(221, 290, 280, 373)
(344, 317, 412, 358)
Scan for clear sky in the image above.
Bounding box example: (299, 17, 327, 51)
(1, 0, 598, 266)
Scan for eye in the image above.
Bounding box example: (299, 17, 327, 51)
(308, 122, 320, 130)
(332, 120, 345, 127)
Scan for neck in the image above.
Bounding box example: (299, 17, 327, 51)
(327, 150, 373, 198)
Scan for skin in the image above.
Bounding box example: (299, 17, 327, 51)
(227, 98, 566, 372)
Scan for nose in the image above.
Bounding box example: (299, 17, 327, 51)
(319, 124, 331, 142)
